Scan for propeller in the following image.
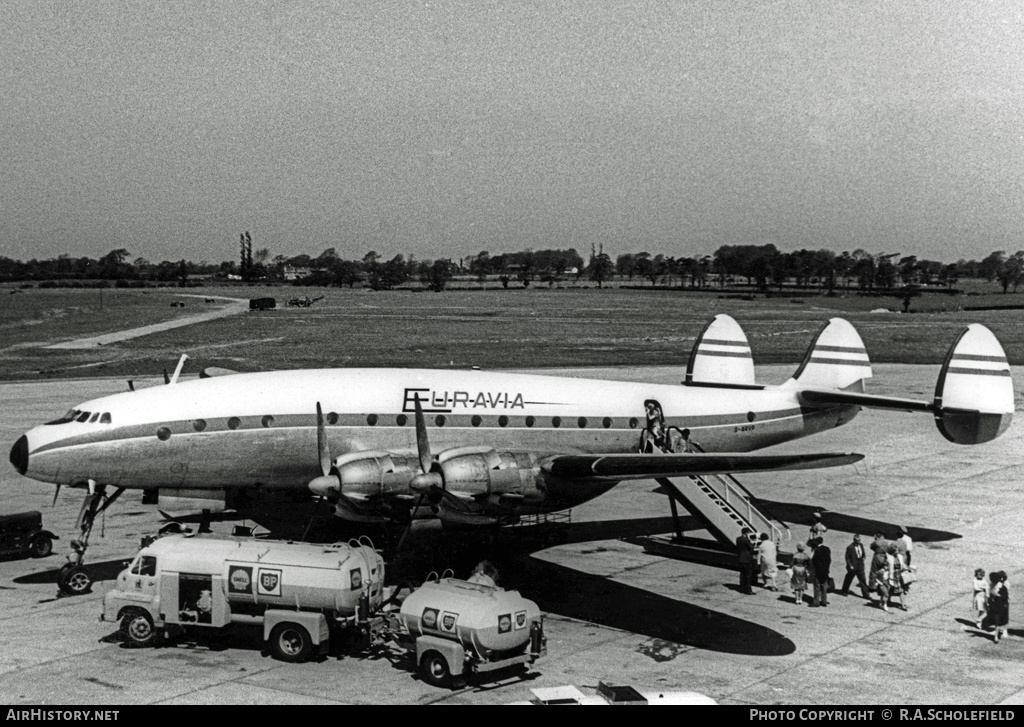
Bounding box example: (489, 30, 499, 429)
(51, 484, 61, 508)
(307, 402, 341, 498)
(305, 402, 391, 527)
(405, 395, 496, 526)
(408, 395, 443, 495)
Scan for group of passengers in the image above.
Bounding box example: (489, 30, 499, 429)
(737, 517, 1012, 643)
(737, 514, 920, 613)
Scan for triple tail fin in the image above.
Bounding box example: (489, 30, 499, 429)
(789, 318, 871, 392)
(685, 314, 756, 387)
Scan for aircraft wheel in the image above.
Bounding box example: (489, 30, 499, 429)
(30, 535, 53, 558)
(58, 565, 92, 595)
(419, 650, 452, 688)
(269, 623, 312, 663)
(120, 608, 161, 648)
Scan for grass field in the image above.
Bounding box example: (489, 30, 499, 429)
(1, 283, 1023, 381)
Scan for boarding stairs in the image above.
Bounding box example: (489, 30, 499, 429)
(637, 436, 792, 567)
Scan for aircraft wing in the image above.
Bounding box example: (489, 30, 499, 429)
(798, 388, 933, 413)
(543, 451, 863, 482)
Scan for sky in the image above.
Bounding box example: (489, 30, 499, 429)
(3, 1, 1024, 266)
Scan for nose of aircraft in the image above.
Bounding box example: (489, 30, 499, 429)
(10, 435, 28, 475)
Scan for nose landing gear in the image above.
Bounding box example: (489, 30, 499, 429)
(57, 483, 126, 596)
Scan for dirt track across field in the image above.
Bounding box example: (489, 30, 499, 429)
(43, 296, 249, 350)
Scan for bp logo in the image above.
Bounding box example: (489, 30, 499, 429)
(440, 611, 458, 633)
(228, 566, 252, 594)
(257, 568, 282, 597)
(498, 613, 512, 634)
(422, 608, 439, 630)
(514, 610, 527, 630)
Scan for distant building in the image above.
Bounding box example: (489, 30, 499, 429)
(283, 266, 311, 281)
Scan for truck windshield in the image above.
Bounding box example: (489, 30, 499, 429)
(131, 555, 157, 577)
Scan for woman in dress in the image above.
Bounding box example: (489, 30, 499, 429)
(887, 544, 906, 612)
(790, 542, 811, 605)
(988, 571, 1009, 643)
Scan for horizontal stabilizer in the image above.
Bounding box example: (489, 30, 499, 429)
(798, 389, 932, 413)
(685, 314, 756, 386)
(544, 451, 863, 482)
(934, 324, 1014, 444)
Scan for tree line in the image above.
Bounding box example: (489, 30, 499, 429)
(2, 244, 1023, 294)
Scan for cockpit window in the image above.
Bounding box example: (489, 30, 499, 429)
(100, 413, 112, 424)
(45, 410, 78, 425)
(88, 413, 99, 423)
(76, 412, 91, 423)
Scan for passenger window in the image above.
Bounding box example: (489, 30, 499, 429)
(139, 556, 157, 577)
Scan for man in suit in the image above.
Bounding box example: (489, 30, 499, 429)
(810, 537, 832, 607)
(736, 527, 756, 595)
(840, 533, 870, 598)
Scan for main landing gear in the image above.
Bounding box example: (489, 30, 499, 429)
(57, 482, 126, 596)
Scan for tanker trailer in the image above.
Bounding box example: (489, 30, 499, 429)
(391, 577, 546, 688)
(102, 534, 384, 662)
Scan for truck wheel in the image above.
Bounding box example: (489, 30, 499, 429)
(420, 650, 452, 688)
(120, 609, 161, 648)
(269, 623, 312, 663)
(57, 565, 92, 595)
(30, 535, 53, 558)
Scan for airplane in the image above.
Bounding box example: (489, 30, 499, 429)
(8, 315, 1014, 594)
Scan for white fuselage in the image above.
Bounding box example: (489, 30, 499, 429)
(14, 368, 857, 511)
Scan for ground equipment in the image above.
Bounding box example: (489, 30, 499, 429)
(0, 511, 58, 559)
(101, 534, 384, 662)
(382, 576, 546, 688)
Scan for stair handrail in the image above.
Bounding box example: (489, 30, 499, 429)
(685, 438, 791, 541)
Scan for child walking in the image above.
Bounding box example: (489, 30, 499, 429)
(973, 568, 989, 629)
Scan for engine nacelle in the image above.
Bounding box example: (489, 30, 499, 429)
(333, 451, 422, 498)
(436, 446, 544, 502)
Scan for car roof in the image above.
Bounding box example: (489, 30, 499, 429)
(0, 511, 42, 526)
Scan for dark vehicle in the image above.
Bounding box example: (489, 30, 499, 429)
(249, 297, 276, 311)
(0, 511, 58, 559)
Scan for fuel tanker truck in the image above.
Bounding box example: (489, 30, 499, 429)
(383, 576, 546, 688)
(101, 534, 385, 662)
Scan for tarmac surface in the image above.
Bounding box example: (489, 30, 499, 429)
(1, 364, 1023, 705)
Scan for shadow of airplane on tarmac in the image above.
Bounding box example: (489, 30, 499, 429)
(756, 500, 961, 544)
(9, 503, 790, 656)
(13, 558, 130, 587)
(382, 514, 794, 657)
